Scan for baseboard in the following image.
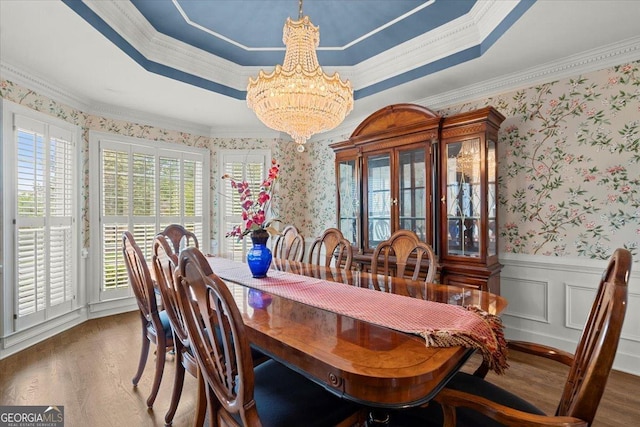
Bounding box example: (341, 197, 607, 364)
(0, 308, 87, 360)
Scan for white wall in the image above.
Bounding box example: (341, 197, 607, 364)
(500, 253, 639, 375)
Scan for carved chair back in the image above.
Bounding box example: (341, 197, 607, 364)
(371, 229, 436, 284)
(308, 227, 353, 270)
(161, 224, 199, 254)
(273, 224, 305, 262)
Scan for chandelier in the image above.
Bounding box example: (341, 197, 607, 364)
(246, 0, 354, 152)
(456, 139, 480, 181)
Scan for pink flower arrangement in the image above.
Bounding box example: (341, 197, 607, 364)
(223, 159, 280, 239)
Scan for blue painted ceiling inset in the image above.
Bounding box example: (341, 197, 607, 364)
(130, 0, 476, 66)
(62, 0, 537, 101)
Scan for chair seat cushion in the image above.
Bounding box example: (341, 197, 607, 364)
(210, 324, 267, 364)
(159, 310, 173, 339)
(391, 371, 545, 427)
(240, 359, 358, 427)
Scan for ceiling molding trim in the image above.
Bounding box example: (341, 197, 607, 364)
(173, 0, 438, 53)
(1, 61, 218, 137)
(316, 34, 640, 143)
(415, 36, 640, 109)
(65, 0, 245, 99)
(0, 61, 92, 113)
(68, 0, 530, 101)
(84, 0, 248, 90)
(351, 0, 534, 98)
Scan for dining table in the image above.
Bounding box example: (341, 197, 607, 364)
(204, 255, 508, 410)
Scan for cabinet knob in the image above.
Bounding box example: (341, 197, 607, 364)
(441, 196, 446, 204)
(391, 198, 398, 205)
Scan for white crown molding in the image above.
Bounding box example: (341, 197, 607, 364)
(0, 61, 92, 112)
(345, 0, 518, 89)
(315, 36, 640, 144)
(1, 60, 219, 137)
(414, 36, 640, 109)
(471, 0, 518, 40)
(84, 0, 248, 91)
(82, 0, 520, 93)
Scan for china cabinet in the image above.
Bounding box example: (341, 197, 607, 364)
(331, 104, 441, 254)
(438, 107, 504, 294)
(331, 104, 505, 293)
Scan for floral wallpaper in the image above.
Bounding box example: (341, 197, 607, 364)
(2, 58, 639, 260)
(310, 60, 640, 260)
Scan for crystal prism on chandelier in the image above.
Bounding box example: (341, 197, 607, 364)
(246, 0, 354, 152)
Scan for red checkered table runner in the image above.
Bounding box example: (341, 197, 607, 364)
(207, 256, 508, 373)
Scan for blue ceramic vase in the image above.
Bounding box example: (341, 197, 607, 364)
(247, 229, 272, 278)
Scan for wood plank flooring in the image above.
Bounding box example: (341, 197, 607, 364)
(1, 310, 639, 426)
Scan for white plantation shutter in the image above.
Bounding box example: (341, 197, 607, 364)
(96, 137, 208, 300)
(101, 145, 134, 295)
(17, 227, 45, 316)
(102, 222, 129, 291)
(10, 111, 78, 331)
(219, 151, 270, 260)
(159, 156, 180, 217)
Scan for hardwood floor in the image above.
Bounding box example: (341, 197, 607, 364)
(1, 310, 639, 426)
(0, 311, 199, 426)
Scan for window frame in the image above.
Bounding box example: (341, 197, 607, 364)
(217, 149, 272, 260)
(88, 131, 210, 303)
(2, 100, 82, 335)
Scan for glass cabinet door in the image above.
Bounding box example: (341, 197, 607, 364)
(398, 148, 427, 241)
(366, 153, 391, 248)
(487, 139, 497, 256)
(337, 159, 358, 245)
(446, 138, 481, 257)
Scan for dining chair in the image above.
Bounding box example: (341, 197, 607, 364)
(308, 227, 353, 270)
(272, 224, 305, 262)
(371, 229, 437, 285)
(152, 235, 206, 426)
(174, 247, 362, 427)
(122, 231, 173, 409)
(160, 224, 199, 254)
(263, 219, 283, 252)
(392, 247, 632, 427)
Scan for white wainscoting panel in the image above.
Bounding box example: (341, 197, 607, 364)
(565, 283, 598, 330)
(501, 277, 548, 322)
(621, 291, 640, 342)
(499, 253, 639, 376)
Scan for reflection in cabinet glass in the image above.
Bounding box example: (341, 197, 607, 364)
(399, 149, 427, 242)
(439, 107, 505, 294)
(446, 138, 482, 257)
(488, 139, 497, 256)
(367, 154, 391, 248)
(331, 104, 440, 262)
(338, 159, 358, 245)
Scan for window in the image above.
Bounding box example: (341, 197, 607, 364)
(2, 103, 80, 332)
(90, 133, 209, 301)
(218, 150, 271, 260)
